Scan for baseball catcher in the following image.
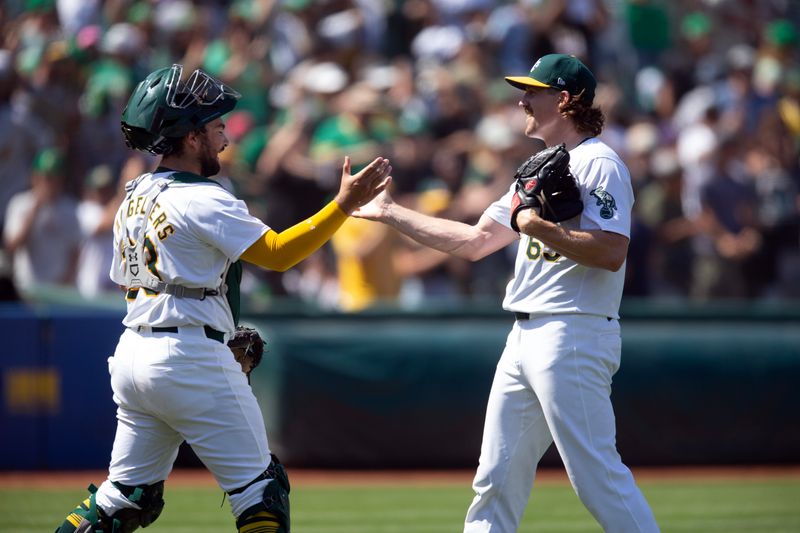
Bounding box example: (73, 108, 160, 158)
(228, 326, 265, 380)
(510, 143, 583, 231)
(54, 58, 392, 533)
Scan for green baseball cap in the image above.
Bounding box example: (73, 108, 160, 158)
(765, 19, 798, 47)
(681, 12, 711, 39)
(505, 54, 597, 104)
(32, 148, 64, 176)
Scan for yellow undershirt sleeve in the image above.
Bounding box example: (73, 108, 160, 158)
(240, 200, 348, 271)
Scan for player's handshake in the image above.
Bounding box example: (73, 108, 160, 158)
(334, 156, 392, 214)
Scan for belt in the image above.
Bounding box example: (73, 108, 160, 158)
(513, 312, 613, 322)
(142, 325, 226, 344)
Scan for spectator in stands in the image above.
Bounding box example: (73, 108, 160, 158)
(331, 215, 403, 311)
(3, 148, 81, 293)
(1, 0, 799, 305)
(741, 140, 800, 299)
(691, 134, 762, 299)
(75, 163, 127, 299)
(0, 49, 51, 237)
(635, 147, 696, 297)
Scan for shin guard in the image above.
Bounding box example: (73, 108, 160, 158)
(232, 455, 291, 533)
(236, 510, 283, 533)
(53, 484, 119, 533)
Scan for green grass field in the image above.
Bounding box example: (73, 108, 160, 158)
(2, 476, 799, 532)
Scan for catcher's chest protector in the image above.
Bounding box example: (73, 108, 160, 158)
(118, 174, 228, 300)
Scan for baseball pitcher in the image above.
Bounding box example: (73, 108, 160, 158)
(354, 54, 659, 532)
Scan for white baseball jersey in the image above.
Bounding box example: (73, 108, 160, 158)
(110, 169, 269, 333)
(484, 138, 633, 319)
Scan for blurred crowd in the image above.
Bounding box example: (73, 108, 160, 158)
(1, 0, 799, 311)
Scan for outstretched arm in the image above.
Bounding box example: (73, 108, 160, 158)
(352, 190, 518, 262)
(241, 156, 391, 271)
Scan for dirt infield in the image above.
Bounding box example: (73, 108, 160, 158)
(2, 465, 799, 489)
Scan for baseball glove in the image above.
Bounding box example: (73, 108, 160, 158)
(228, 326, 265, 379)
(510, 143, 583, 231)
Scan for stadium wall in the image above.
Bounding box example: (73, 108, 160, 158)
(1, 302, 798, 470)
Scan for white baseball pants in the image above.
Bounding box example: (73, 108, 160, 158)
(464, 314, 659, 533)
(95, 326, 272, 518)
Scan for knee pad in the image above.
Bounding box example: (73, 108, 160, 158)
(54, 481, 165, 533)
(233, 455, 291, 532)
(108, 480, 165, 532)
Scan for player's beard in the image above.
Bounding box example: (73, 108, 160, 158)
(199, 136, 221, 177)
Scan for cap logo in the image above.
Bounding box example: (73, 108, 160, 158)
(557, 77, 566, 86)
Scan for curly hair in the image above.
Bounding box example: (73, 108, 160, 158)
(558, 92, 604, 137)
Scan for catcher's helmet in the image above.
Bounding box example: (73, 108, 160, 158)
(121, 64, 240, 155)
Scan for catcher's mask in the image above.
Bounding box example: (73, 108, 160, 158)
(121, 64, 240, 155)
